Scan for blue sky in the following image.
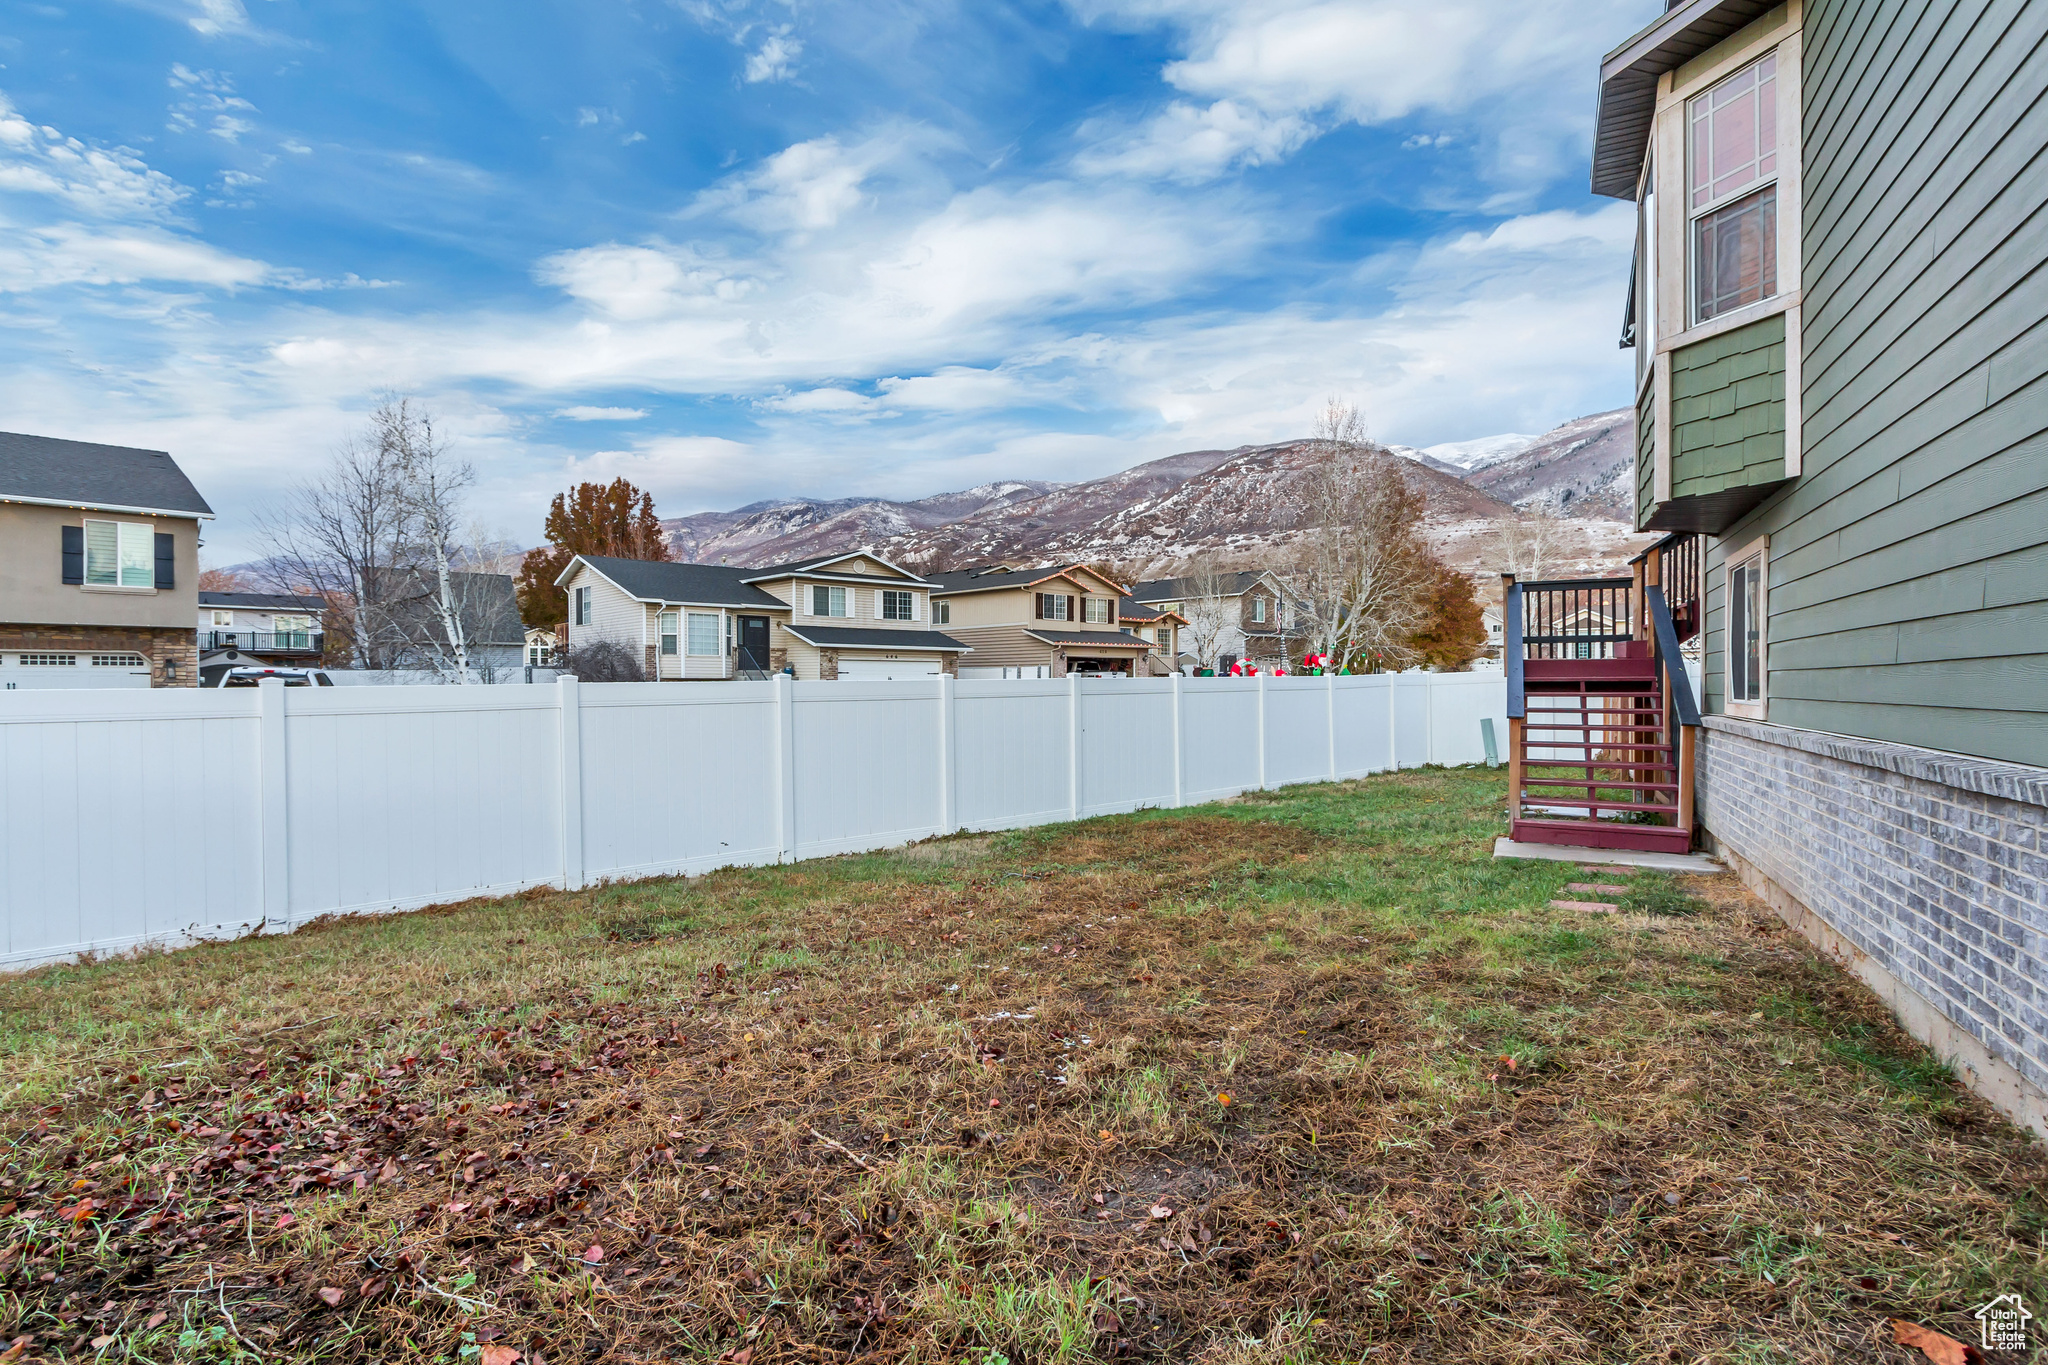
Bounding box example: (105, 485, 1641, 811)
(1, 0, 1657, 562)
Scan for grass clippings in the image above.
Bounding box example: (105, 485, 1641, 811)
(0, 768, 2042, 1363)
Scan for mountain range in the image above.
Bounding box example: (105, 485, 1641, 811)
(657, 407, 1644, 580)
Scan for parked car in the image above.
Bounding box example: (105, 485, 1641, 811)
(212, 666, 332, 687)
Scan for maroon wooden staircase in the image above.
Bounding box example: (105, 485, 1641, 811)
(1503, 536, 1702, 855)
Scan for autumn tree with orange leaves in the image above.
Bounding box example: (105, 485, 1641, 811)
(516, 479, 672, 628)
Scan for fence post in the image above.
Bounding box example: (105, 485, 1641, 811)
(1326, 670, 1338, 782)
(257, 677, 290, 929)
(1256, 671, 1268, 791)
(1170, 673, 1185, 808)
(1388, 673, 1400, 771)
(1424, 673, 1436, 767)
(556, 675, 584, 891)
(1067, 672, 1081, 820)
(937, 673, 957, 835)
(774, 672, 798, 861)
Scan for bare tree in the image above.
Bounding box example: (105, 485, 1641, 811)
(1290, 398, 1437, 672)
(1174, 554, 1240, 673)
(1493, 507, 1563, 582)
(376, 400, 479, 683)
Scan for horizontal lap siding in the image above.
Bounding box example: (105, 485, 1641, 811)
(1637, 373, 1658, 529)
(1704, 0, 2048, 766)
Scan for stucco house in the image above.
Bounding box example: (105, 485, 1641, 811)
(926, 564, 1160, 678)
(1552, 0, 2048, 1136)
(556, 551, 967, 680)
(1127, 570, 1299, 672)
(0, 431, 210, 689)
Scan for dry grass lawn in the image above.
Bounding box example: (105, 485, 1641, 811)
(0, 767, 2043, 1364)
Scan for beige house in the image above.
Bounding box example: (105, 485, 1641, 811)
(927, 564, 1165, 677)
(0, 431, 210, 689)
(1128, 570, 1300, 672)
(555, 551, 967, 680)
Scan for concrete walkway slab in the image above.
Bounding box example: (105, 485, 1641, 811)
(1493, 837, 1722, 875)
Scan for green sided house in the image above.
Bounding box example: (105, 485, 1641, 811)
(1505, 0, 2048, 1138)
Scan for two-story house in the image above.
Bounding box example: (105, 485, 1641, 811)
(926, 564, 1159, 678)
(1581, 0, 2048, 1136)
(197, 591, 326, 684)
(1128, 570, 1298, 673)
(555, 551, 967, 680)
(1115, 597, 1187, 674)
(0, 431, 209, 689)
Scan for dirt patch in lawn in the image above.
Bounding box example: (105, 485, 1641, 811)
(0, 771, 2042, 1364)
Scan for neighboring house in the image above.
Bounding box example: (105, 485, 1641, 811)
(556, 551, 967, 680)
(197, 591, 325, 685)
(0, 431, 210, 689)
(1578, 0, 2048, 1135)
(1127, 570, 1298, 672)
(364, 568, 526, 678)
(926, 564, 1158, 678)
(1115, 597, 1187, 675)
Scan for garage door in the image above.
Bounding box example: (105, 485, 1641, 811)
(0, 652, 153, 689)
(834, 659, 943, 680)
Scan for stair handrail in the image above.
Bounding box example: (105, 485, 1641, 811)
(1645, 586, 1699, 727)
(1503, 578, 1525, 720)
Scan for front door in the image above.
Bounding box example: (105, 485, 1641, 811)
(737, 616, 771, 671)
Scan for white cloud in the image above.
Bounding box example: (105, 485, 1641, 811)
(166, 65, 259, 143)
(0, 221, 274, 291)
(688, 129, 931, 234)
(281, 140, 312, 155)
(555, 405, 650, 421)
(743, 27, 801, 83)
(0, 93, 190, 220)
(1074, 99, 1312, 183)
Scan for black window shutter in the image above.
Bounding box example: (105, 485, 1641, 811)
(1034, 593, 1044, 620)
(154, 532, 175, 589)
(1066, 595, 1076, 622)
(61, 525, 84, 584)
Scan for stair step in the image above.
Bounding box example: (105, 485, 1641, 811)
(1518, 743, 1674, 752)
(1518, 795, 1676, 812)
(1523, 761, 1676, 771)
(1524, 779, 1679, 793)
(1510, 817, 1693, 854)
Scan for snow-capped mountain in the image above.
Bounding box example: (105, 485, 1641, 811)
(1419, 431, 1541, 471)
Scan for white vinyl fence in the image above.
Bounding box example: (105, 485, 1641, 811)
(0, 672, 1506, 970)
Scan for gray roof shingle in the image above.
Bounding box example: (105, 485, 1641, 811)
(1129, 571, 1267, 602)
(576, 556, 790, 608)
(1022, 629, 1156, 649)
(780, 625, 969, 652)
(199, 591, 326, 611)
(0, 431, 213, 516)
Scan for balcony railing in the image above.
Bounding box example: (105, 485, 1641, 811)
(201, 630, 324, 655)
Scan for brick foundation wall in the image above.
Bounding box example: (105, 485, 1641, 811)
(0, 623, 199, 687)
(1698, 716, 2048, 1136)
(818, 649, 839, 681)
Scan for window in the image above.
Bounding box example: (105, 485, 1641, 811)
(1082, 597, 1111, 624)
(575, 585, 592, 626)
(933, 601, 950, 625)
(686, 612, 721, 656)
(274, 614, 313, 646)
(528, 642, 553, 667)
(211, 609, 234, 628)
(1156, 627, 1173, 647)
(92, 654, 146, 667)
(659, 611, 679, 656)
(811, 584, 848, 617)
(1036, 593, 1072, 622)
(1161, 602, 1181, 615)
(1727, 545, 1766, 709)
(22, 654, 76, 666)
(1251, 596, 1267, 624)
(881, 590, 914, 621)
(84, 519, 154, 588)
(1689, 52, 1778, 322)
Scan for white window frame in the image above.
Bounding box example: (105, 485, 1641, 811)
(1724, 533, 1768, 719)
(1686, 51, 1781, 327)
(1081, 597, 1111, 625)
(575, 585, 592, 627)
(84, 518, 156, 590)
(659, 610, 680, 657)
(933, 601, 950, 625)
(1251, 596, 1266, 624)
(880, 589, 914, 621)
(210, 609, 235, 628)
(685, 612, 721, 656)
(811, 584, 848, 617)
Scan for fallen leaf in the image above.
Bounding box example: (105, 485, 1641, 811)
(1890, 1320, 1972, 1365)
(1149, 1204, 1173, 1220)
(479, 1347, 523, 1365)
(1216, 1092, 1233, 1106)
(583, 1243, 605, 1264)
(318, 1286, 345, 1307)
(92, 1337, 116, 1350)
(275, 1213, 295, 1229)
(146, 1312, 168, 1329)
